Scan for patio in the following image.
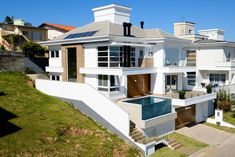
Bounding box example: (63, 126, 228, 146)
(156, 91, 205, 99)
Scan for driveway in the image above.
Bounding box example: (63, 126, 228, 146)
(176, 124, 235, 157)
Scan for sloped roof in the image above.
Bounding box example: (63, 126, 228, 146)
(48, 20, 180, 42)
(39, 22, 76, 32)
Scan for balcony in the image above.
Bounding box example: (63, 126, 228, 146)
(155, 91, 216, 107)
(45, 66, 63, 73)
(216, 60, 235, 68)
(80, 67, 157, 75)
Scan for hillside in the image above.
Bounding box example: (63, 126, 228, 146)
(0, 73, 139, 156)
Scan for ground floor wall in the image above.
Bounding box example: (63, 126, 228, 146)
(143, 120, 175, 137)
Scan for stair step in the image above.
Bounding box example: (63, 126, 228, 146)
(169, 141, 179, 147)
(168, 139, 176, 144)
(133, 135, 145, 141)
(173, 143, 182, 150)
(131, 131, 142, 137)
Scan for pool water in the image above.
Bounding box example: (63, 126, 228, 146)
(125, 96, 172, 120)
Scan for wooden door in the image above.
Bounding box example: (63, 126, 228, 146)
(175, 105, 196, 129)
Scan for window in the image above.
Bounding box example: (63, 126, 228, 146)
(98, 75, 119, 92)
(110, 46, 122, 67)
(50, 50, 59, 58)
(148, 52, 153, 57)
(98, 75, 108, 91)
(209, 74, 226, 84)
(186, 50, 196, 66)
(139, 50, 144, 58)
(131, 47, 136, 67)
(187, 72, 196, 86)
(22, 31, 29, 37)
(32, 31, 43, 41)
(51, 75, 60, 81)
(98, 46, 108, 67)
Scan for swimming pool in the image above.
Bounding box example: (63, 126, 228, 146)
(124, 96, 172, 120)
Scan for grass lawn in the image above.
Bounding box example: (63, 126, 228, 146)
(204, 110, 235, 134)
(204, 123, 235, 134)
(222, 111, 235, 125)
(151, 133, 208, 157)
(0, 72, 139, 156)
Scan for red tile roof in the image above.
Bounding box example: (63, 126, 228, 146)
(39, 22, 76, 32)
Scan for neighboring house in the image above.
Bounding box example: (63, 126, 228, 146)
(175, 22, 235, 89)
(0, 18, 47, 51)
(39, 22, 76, 40)
(37, 4, 219, 155)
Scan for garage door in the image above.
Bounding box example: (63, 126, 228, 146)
(127, 74, 150, 97)
(175, 105, 196, 129)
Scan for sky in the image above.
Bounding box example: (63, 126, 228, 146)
(1, 0, 234, 40)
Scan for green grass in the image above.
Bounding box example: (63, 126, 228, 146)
(0, 72, 140, 156)
(151, 133, 208, 157)
(223, 111, 235, 125)
(204, 111, 235, 134)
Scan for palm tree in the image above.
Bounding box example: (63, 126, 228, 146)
(4, 16, 14, 24)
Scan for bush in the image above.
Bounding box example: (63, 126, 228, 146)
(216, 89, 232, 112)
(206, 84, 212, 93)
(178, 90, 186, 99)
(0, 45, 5, 50)
(21, 42, 47, 57)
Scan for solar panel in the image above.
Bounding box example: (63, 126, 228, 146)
(64, 31, 98, 39)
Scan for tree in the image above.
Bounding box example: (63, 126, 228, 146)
(21, 42, 47, 57)
(3, 34, 22, 52)
(4, 16, 14, 24)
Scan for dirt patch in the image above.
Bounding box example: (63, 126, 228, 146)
(58, 126, 94, 137)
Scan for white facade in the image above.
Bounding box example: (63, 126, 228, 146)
(48, 29, 64, 40)
(92, 4, 132, 24)
(199, 29, 224, 41)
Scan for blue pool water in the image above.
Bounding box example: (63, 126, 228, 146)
(125, 96, 172, 120)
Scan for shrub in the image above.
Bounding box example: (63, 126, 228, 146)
(178, 90, 186, 99)
(216, 89, 232, 112)
(21, 42, 47, 57)
(0, 45, 5, 50)
(206, 84, 212, 93)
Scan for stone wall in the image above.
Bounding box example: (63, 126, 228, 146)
(0, 52, 25, 72)
(0, 51, 48, 73)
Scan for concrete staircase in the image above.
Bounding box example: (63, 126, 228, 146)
(130, 122, 163, 144)
(167, 139, 182, 150)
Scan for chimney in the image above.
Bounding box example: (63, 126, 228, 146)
(123, 22, 128, 36)
(140, 21, 144, 29)
(127, 23, 132, 36)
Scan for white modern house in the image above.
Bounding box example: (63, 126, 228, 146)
(36, 4, 220, 155)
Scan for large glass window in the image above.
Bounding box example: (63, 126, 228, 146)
(187, 72, 196, 86)
(110, 47, 123, 67)
(98, 46, 108, 67)
(98, 46, 137, 68)
(98, 75, 119, 92)
(67, 48, 77, 81)
(209, 74, 226, 84)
